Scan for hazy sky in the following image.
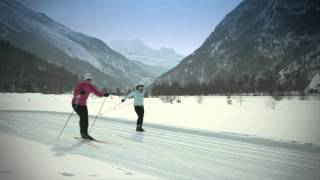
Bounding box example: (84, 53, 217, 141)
(17, 0, 242, 55)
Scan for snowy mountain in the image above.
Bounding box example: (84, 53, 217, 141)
(109, 39, 184, 69)
(154, 0, 320, 93)
(306, 73, 320, 93)
(0, 0, 156, 88)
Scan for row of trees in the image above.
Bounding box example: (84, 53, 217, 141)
(151, 71, 309, 96)
(0, 41, 78, 94)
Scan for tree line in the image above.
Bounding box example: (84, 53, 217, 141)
(151, 71, 309, 96)
(0, 40, 78, 94)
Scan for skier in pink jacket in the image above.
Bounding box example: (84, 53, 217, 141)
(72, 73, 109, 140)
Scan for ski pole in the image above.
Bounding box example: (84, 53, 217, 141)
(110, 102, 122, 110)
(100, 101, 131, 115)
(101, 101, 122, 115)
(113, 102, 133, 110)
(89, 96, 107, 133)
(57, 98, 79, 140)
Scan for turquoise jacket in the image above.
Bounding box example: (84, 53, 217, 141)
(124, 90, 145, 106)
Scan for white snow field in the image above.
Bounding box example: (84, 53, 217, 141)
(0, 93, 320, 179)
(0, 132, 154, 180)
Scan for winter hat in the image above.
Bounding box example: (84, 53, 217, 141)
(136, 84, 144, 89)
(83, 73, 93, 80)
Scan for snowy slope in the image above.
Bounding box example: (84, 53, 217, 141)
(0, 110, 319, 180)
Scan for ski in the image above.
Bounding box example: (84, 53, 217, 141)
(73, 137, 99, 148)
(73, 137, 110, 144)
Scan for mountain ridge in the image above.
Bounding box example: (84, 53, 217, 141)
(0, 0, 156, 89)
(152, 0, 320, 95)
(109, 39, 183, 69)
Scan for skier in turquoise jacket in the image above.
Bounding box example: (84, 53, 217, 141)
(121, 84, 145, 132)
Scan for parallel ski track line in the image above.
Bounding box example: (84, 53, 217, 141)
(2, 110, 318, 158)
(1, 112, 319, 167)
(90, 126, 320, 171)
(1, 111, 319, 162)
(1, 111, 320, 172)
(91, 121, 320, 161)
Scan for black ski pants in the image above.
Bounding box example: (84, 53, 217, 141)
(72, 104, 89, 135)
(134, 106, 144, 126)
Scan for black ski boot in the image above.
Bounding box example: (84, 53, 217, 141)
(136, 126, 145, 132)
(81, 133, 94, 140)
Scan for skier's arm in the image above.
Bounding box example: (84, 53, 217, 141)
(89, 84, 107, 97)
(122, 91, 136, 102)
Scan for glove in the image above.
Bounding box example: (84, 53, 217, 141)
(80, 90, 86, 95)
(121, 99, 125, 102)
(104, 93, 109, 97)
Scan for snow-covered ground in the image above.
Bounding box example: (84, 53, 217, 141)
(0, 93, 320, 179)
(0, 132, 154, 180)
(1, 93, 320, 144)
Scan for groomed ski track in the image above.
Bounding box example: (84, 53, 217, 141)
(0, 110, 319, 180)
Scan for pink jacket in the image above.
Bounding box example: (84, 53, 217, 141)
(72, 81, 104, 106)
